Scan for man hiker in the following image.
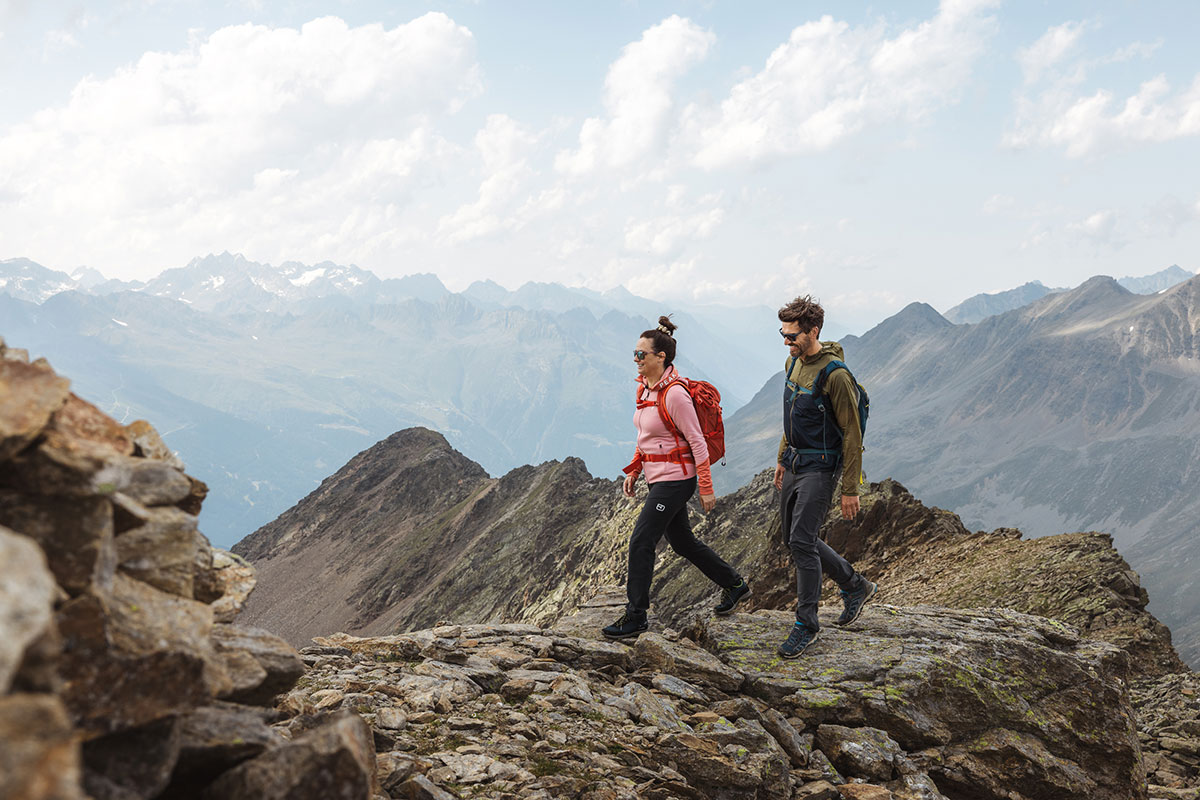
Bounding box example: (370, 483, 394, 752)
(773, 294, 876, 658)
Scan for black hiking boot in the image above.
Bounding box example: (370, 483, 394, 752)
(778, 623, 820, 659)
(714, 578, 751, 616)
(602, 610, 648, 639)
(836, 580, 878, 626)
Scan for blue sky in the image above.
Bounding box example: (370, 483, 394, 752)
(2, 0, 1199, 331)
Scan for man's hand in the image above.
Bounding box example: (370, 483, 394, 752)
(623, 474, 637, 498)
(841, 494, 860, 520)
(699, 493, 716, 513)
(773, 464, 785, 490)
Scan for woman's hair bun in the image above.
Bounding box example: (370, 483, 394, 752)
(656, 315, 677, 336)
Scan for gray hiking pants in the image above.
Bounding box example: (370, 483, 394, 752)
(780, 469, 863, 631)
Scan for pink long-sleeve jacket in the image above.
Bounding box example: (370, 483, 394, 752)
(627, 365, 714, 496)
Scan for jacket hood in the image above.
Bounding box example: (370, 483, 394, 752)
(804, 341, 844, 363)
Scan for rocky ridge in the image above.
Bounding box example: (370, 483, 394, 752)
(278, 591, 1173, 800)
(4, 342, 1199, 799)
(237, 430, 1184, 680)
(0, 338, 363, 800)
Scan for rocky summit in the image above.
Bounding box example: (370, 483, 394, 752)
(3, 340, 1200, 800)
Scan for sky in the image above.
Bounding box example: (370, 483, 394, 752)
(2, 0, 1199, 332)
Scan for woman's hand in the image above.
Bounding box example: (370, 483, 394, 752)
(699, 493, 716, 513)
(623, 473, 637, 498)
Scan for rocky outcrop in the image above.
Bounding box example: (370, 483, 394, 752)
(274, 596, 1148, 800)
(0, 339, 338, 800)
(5, 337, 1197, 799)
(235, 433, 1184, 683)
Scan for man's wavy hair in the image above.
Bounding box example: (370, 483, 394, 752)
(777, 295, 825, 335)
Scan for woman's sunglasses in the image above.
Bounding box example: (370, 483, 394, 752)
(634, 350, 656, 360)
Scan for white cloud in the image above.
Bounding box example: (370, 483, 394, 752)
(1141, 194, 1200, 237)
(555, 15, 714, 176)
(1008, 73, 1200, 157)
(43, 29, 80, 58)
(685, 0, 999, 168)
(1017, 21, 1085, 84)
(438, 114, 542, 244)
(0, 14, 481, 273)
(1067, 209, 1124, 248)
(623, 189, 724, 257)
(982, 194, 1016, 215)
(1006, 23, 1200, 157)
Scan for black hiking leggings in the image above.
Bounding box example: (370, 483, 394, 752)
(625, 477, 739, 615)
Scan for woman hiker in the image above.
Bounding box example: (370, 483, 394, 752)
(602, 316, 751, 639)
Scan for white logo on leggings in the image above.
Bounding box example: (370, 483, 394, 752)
(656, 503, 666, 512)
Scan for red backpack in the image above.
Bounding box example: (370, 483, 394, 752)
(624, 375, 725, 474)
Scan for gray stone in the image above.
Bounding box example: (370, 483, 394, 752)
(621, 682, 688, 731)
(633, 632, 744, 692)
(93, 456, 193, 507)
(0, 526, 56, 693)
(816, 724, 903, 783)
(651, 673, 710, 703)
(56, 573, 231, 734)
(212, 624, 304, 705)
(201, 712, 377, 799)
(393, 773, 459, 800)
(203, 549, 257, 622)
(113, 504, 202, 598)
(376, 752, 433, 794)
(760, 706, 811, 767)
(166, 702, 286, 794)
(0, 493, 116, 596)
(809, 749, 845, 785)
(82, 716, 181, 800)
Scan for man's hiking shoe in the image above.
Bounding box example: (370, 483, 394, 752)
(836, 580, 878, 626)
(714, 579, 751, 616)
(778, 623, 819, 658)
(602, 611, 648, 639)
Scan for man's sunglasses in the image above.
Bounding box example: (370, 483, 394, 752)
(779, 328, 801, 342)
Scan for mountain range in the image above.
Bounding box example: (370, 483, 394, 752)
(942, 264, 1194, 324)
(0, 253, 793, 548)
(719, 271, 1200, 667)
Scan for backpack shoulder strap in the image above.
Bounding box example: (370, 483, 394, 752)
(655, 376, 689, 437)
(813, 359, 850, 399)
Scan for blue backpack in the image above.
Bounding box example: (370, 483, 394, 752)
(810, 359, 869, 439)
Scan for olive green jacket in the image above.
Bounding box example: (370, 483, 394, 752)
(776, 341, 864, 497)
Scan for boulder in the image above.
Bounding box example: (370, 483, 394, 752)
(113, 505, 203, 598)
(81, 715, 181, 800)
(816, 724, 905, 783)
(211, 624, 304, 705)
(163, 702, 286, 798)
(93, 456, 193, 507)
(200, 711, 378, 800)
(0, 492, 116, 595)
(633, 632, 744, 692)
(0, 358, 70, 461)
(0, 526, 56, 692)
(124, 420, 185, 469)
(705, 607, 1146, 800)
(200, 549, 257, 621)
(0, 693, 85, 800)
(56, 573, 231, 734)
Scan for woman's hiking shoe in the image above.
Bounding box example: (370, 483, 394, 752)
(778, 623, 819, 658)
(836, 580, 878, 626)
(602, 611, 648, 639)
(714, 578, 751, 616)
